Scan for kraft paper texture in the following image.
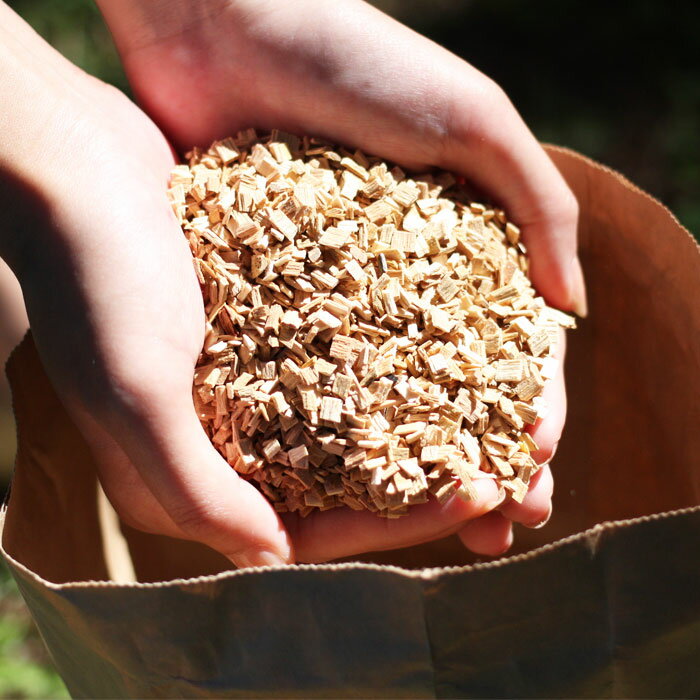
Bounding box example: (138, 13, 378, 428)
(2, 147, 699, 698)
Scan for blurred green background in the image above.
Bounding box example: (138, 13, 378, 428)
(0, 0, 697, 696)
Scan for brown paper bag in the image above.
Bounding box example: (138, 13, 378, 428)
(2, 147, 699, 698)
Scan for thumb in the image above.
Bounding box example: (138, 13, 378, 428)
(441, 78, 586, 316)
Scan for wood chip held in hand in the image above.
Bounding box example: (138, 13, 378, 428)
(169, 130, 576, 517)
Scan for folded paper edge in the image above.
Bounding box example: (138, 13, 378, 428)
(0, 328, 30, 507)
(543, 144, 699, 250)
(2, 502, 699, 590)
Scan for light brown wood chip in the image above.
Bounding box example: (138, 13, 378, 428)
(174, 131, 576, 517)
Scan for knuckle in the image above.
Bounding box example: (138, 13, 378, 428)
(104, 489, 163, 535)
(90, 362, 190, 437)
(527, 181, 579, 234)
(110, 375, 171, 419)
(477, 77, 510, 110)
(168, 496, 225, 540)
(469, 77, 516, 134)
(550, 184, 579, 226)
(439, 76, 513, 167)
(112, 505, 155, 534)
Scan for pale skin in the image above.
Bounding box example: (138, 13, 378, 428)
(0, 0, 583, 568)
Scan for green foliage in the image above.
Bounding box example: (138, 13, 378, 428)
(0, 561, 67, 699)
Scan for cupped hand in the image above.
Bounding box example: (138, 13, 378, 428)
(0, 3, 512, 567)
(97, 0, 583, 556)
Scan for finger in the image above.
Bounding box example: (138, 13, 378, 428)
(457, 511, 513, 557)
(88, 391, 295, 569)
(0, 257, 28, 363)
(285, 478, 502, 563)
(498, 328, 564, 526)
(529, 328, 567, 465)
(499, 463, 553, 528)
(75, 412, 181, 536)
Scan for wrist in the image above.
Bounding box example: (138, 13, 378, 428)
(0, 6, 79, 273)
(95, 0, 231, 55)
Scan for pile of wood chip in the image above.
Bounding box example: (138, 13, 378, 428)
(168, 130, 576, 518)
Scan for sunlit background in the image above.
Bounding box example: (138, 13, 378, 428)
(1, 0, 698, 695)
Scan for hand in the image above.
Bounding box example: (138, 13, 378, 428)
(0, 4, 286, 568)
(0, 2, 506, 568)
(97, 0, 583, 556)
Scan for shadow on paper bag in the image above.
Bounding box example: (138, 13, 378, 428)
(2, 147, 700, 698)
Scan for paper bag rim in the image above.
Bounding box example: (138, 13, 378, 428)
(544, 144, 698, 250)
(3, 497, 700, 592)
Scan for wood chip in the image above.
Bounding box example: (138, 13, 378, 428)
(319, 396, 343, 424)
(181, 131, 576, 518)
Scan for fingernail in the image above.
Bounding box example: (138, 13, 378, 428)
(235, 549, 288, 570)
(536, 442, 558, 469)
(528, 504, 553, 529)
(548, 439, 560, 464)
(535, 460, 551, 474)
(569, 257, 588, 318)
(501, 525, 514, 552)
(473, 479, 506, 510)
